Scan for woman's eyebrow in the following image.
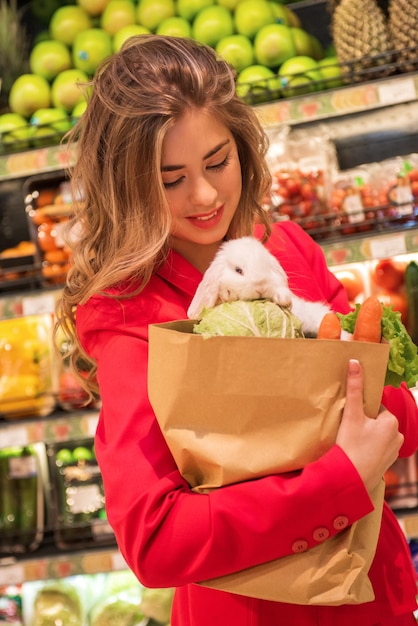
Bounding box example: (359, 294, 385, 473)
(161, 139, 231, 172)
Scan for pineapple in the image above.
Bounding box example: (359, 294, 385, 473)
(330, 0, 393, 82)
(388, 0, 418, 72)
(0, 0, 30, 112)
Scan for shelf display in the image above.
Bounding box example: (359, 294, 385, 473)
(1, 0, 418, 597)
(46, 438, 115, 551)
(0, 443, 46, 557)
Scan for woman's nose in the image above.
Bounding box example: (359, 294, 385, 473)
(190, 176, 217, 206)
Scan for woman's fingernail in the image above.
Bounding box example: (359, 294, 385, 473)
(349, 359, 360, 375)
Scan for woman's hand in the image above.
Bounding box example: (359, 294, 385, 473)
(336, 359, 404, 492)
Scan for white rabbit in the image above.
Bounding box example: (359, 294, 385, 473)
(187, 236, 332, 336)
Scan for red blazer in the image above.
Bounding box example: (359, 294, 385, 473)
(77, 222, 418, 626)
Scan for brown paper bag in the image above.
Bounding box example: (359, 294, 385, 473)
(148, 320, 390, 605)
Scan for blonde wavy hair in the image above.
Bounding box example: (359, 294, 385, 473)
(56, 34, 272, 396)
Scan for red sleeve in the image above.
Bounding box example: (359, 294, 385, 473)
(382, 383, 418, 457)
(257, 221, 351, 315)
(77, 298, 373, 590)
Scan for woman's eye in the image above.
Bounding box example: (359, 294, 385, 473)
(208, 154, 231, 171)
(163, 177, 183, 189)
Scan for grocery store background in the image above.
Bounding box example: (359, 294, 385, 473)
(2, 0, 418, 624)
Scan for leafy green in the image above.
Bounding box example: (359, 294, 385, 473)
(90, 599, 144, 626)
(338, 304, 418, 388)
(33, 584, 83, 626)
(193, 300, 304, 338)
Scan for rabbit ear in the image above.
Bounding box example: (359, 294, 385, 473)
(187, 256, 224, 319)
(267, 251, 289, 286)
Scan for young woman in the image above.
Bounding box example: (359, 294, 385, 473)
(56, 35, 418, 625)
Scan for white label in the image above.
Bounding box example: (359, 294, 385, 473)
(0, 563, 24, 585)
(66, 484, 102, 514)
(22, 294, 56, 316)
(53, 222, 66, 248)
(378, 78, 416, 105)
(394, 184, 414, 216)
(370, 234, 407, 258)
(343, 193, 365, 223)
(9, 455, 37, 478)
(1, 426, 28, 449)
(111, 551, 128, 571)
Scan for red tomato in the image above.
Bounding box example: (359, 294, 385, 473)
(373, 259, 405, 292)
(335, 269, 364, 302)
(285, 178, 301, 197)
(58, 371, 91, 410)
(378, 291, 408, 325)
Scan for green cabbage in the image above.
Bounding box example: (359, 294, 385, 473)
(90, 599, 144, 626)
(193, 300, 304, 338)
(338, 304, 418, 388)
(32, 584, 83, 626)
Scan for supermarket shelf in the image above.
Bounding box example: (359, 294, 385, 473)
(254, 71, 418, 129)
(321, 224, 418, 266)
(0, 143, 76, 181)
(0, 546, 126, 584)
(0, 409, 99, 449)
(0, 71, 417, 182)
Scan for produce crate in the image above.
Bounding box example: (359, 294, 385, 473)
(46, 439, 115, 551)
(0, 443, 47, 555)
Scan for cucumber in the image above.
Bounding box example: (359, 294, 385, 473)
(406, 260, 418, 346)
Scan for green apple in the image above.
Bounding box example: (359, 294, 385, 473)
(113, 24, 150, 52)
(31, 0, 63, 25)
(192, 5, 234, 47)
(281, 4, 302, 28)
(234, 0, 274, 40)
(267, 2, 290, 25)
(279, 55, 323, 95)
(176, 0, 214, 21)
(9, 74, 51, 118)
(290, 27, 315, 58)
(49, 5, 92, 46)
(318, 56, 343, 89)
(71, 99, 88, 119)
(157, 16, 191, 38)
(29, 40, 72, 81)
(216, 34, 254, 73)
(101, 0, 137, 36)
(0, 113, 31, 151)
(136, 0, 176, 31)
(51, 68, 90, 113)
(73, 28, 113, 74)
(216, 0, 240, 9)
(310, 35, 325, 61)
(236, 64, 281, 103)
(254, 23, 296, 68)
(77, 0, 112, 17)
(30, 107, 71, 146)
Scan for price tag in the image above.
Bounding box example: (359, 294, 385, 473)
(370, 234, 407, 259)
(378, 78, 416, 105)
(111, 551, 128, 571)
(1, 426, 28, 449)
(0, 562, 24, 585)
(22, 293, 56, 316)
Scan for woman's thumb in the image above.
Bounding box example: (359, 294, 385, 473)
(344, 359, 365, 418)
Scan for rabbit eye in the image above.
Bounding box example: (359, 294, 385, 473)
(235, 266, 244, 275)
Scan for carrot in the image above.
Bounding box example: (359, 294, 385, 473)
(317, 312, 341, 339)
(352, 296, 383, 343)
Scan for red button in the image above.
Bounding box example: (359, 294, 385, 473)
(313, 527, 330, 542)
(291, 539, 309, 553)
(333, 515, 349, 530)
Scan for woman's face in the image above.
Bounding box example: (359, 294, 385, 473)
(161, 108, 242, 271)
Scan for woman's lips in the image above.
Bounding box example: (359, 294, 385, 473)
(187, 206, 224, 229)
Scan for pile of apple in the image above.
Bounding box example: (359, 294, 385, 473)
(0, 0, 342, 152)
